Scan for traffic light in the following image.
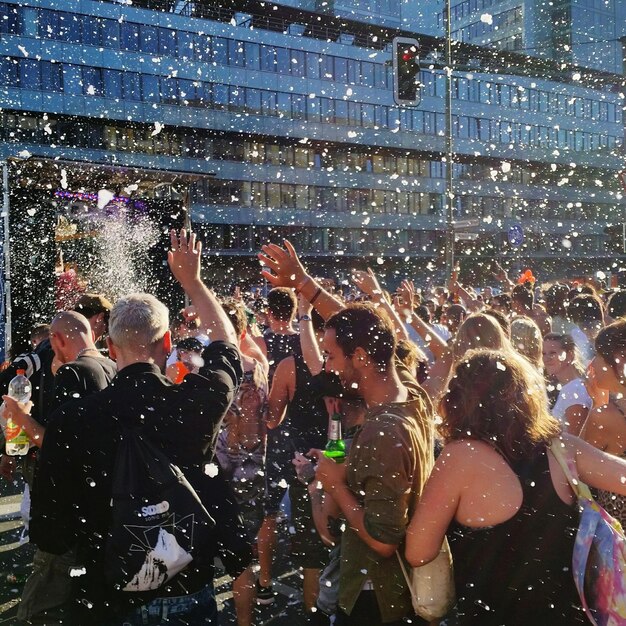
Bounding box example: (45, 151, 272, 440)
(392, 37, 421, 106)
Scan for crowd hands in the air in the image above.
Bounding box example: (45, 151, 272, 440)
(1, 232, 626, 625)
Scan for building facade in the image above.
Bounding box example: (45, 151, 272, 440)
(0, 0, 623, 326)
(446, 0, 626, 75)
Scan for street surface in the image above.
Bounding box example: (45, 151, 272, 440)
(0, 471, 309, 625)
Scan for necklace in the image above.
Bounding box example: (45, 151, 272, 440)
(76, 347, 99, 359)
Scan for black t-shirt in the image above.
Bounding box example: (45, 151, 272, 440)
(30, 341, 243, 623)
(51, 355, 117, 412)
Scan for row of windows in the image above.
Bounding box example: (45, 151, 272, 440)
(192, 179, 444, 215)
(4, 112, 620, 200)
(1, 5, 618, 122)
(191, 223, 613, 257)
(453, 75, 618, 121)
(453, 7, 523, 42)
(194, 224, 442, 256)
(33, 8, 391, 89)
(1, 58, 620, 152)
(457, 194, 617, 221)
(448, 0, 513, 22)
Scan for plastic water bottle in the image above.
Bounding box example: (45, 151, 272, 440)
(5, 369, 31, 456)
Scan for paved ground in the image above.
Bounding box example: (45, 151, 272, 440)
(0, 471, 311, 625)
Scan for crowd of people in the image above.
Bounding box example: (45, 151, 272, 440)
(1, 232, 626, 626)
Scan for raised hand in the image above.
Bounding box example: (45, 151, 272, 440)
(258, 240, 307, 288)
(352, 268, 383, 299)
(398, 279, 416, 312)
(167, 229, 202, 289)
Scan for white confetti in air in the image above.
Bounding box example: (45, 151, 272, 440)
(60, 169, 68, 189)
(18, 45, 29, 57)
(97, 189, 115, 210)
(70, 568, 86, 577)
(561, 239, 572, 249)
(17, 150, 31, 159)
(501, 162, 511, 173)
(204, 463, 219, 477)
(480, 13, 493, 24)
(151, 122, 164, 136)
(496, 361, 506, 371)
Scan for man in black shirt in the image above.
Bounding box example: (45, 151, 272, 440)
(5, 311, 117, 447)
(27, 230, 244, 625)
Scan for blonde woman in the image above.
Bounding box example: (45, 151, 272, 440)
(510, 316, 542, 369)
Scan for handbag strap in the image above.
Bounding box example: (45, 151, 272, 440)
(549, 438, 593, 502)
(396, 550, 418, 604)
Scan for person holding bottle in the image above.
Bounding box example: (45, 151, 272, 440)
(258, 240, 434, 626)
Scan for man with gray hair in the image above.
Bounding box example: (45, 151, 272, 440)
(27, 230, 243, 625)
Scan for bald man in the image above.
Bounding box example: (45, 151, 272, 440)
(4, 311, 116, 446)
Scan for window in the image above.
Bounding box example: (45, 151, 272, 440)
(0, 2, 22, 34)
(245, 42, 260, 69)
(142, 74, 160, 103)
(140, 25, 158, 54)
(82, 66, 103, 96)
(121, 22, 140, 52)
(306, 52, 320, 79)
(41, 61, 63, 92)
(102, 19, 119, 46)
(275, 47, 290, 73)
(0, 57, 18, 87)
(159, 28, 177, 56)
(228, 40, 245, 67)
(20, 59, 40, 89)
(103, 69, 122, 99)
(291, 49, 305, 77)
(123, 72, 141, 100)
(260, 45, 275, 72)
(82, 16, 102, 46)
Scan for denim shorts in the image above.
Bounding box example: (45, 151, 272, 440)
(115, 585, 217, 626)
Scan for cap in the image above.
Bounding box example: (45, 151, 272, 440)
(73, 293, 113, 317)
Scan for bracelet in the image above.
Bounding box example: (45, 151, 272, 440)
(299, 314, 312, 322)
(310, 288, 322, 305)
(295, 276, 312, 293)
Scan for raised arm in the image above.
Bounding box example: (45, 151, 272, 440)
(399, 280, 448, 360)
(297, 294, 323, 376)
(352, 268, 408, 341)
(168, 229, 238, 346)
(258, 240, 344, 321)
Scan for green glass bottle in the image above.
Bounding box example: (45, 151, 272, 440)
(323, 412, 346, 463)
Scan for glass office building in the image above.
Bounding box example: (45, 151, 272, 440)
(0, 0, 623, 295)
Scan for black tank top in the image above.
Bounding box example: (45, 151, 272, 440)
(285, 352, 327, 447)
(447, 446, 586, 625)
(264, 331, 301, 380)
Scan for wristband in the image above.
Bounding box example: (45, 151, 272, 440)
(299, 314, 312, 322)
(310, 288, 322, 305)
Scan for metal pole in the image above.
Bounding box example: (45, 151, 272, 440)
(2, 161, 11, 360)
(443, 0, 455, 280)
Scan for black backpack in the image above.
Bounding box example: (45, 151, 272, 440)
(104, 426, 215, 593)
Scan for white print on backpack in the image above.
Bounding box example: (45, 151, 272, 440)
(141, 500, 170, 518)
(122, 513, 195, 592)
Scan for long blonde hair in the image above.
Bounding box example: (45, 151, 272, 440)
(510, 316, 543, 369)
(452, 313, 508, 361)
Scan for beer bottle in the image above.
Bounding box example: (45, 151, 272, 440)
(323, 412, 346, 463)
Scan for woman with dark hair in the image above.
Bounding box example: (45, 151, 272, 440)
(405, 348, 626, 625)
(582, 319, 626, 525)
(542, 332, 592, 434)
